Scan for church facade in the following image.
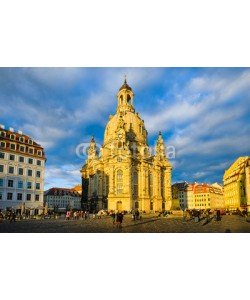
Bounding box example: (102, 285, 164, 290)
(80, 80, 172, 213)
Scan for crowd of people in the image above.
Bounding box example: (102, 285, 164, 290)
(181, 209, 223, 224)
(0, 210, 17, 222)
(0, 207, 248, 225)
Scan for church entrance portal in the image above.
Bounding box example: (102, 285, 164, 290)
(116, 201, 122, 211)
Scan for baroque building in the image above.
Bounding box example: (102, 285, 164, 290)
(172, 182, 224, 210)
(0, 125, 46, 214)
(223, 156, 250, 211)
(81, 80, 172, 212)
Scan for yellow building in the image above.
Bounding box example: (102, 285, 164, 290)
(210, 183, 224, 209)
(80, 80, 172, 212)
(223, 156, 250, 211)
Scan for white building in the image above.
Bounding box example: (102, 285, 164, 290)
(0, 125, 46, 214)
(44, 188, 81, 211)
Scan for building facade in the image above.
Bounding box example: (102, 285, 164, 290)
(172, 182, 187, 210)
(0, 125, 46, 214)
(72, 184, 82, 195)
(44, 187, 81, 211)
(81, 80, 172, 213)
(223, 156, 250, 211)
(172, 182, 224, 210)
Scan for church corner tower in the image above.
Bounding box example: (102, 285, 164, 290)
(80, 79, 172, 213)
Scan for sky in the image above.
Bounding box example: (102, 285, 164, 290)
(0, 67, 249, 189)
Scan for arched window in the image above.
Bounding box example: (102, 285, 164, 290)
(127, 94, 131, 104)
(139, 124, 144, 134)
(133, 171, 138, 197)
(149, 172, 153, 197)
(117, 170, 123, 181)
(120, 95, 123, 105)
(105, 175, 109, 196)
(161, 172, 165, 198)
(117, 170, 123, 194)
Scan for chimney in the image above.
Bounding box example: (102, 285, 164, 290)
(9, 127, 14, 132)
(18, 130, 23, 135)
(0, 124, 5, 129)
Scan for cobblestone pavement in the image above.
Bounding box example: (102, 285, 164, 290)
(0, 214, 250, 233)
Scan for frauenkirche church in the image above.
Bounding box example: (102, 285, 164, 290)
(81, 80, 172, 212)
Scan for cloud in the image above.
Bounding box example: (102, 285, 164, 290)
(45, 164, 82, 189)
(188, 69, 250, 102)
(0, 67, 249, 188)
(143, 69, 250, 184)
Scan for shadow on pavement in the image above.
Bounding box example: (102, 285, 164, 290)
(123, 218, 161, 228)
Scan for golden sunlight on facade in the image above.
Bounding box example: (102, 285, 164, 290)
(172, 182, 224, 210)
(223, 156, 250, 211)
(81, 80, 172, 212)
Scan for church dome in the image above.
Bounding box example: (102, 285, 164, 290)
(119, 79, 132, 91)
(104, 110, 147, 146)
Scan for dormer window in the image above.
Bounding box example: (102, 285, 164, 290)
(19, 137, 24, 143)
(28, 139, 33, 145)
(10, 134, 15, 140)
(10, 143, 16, 150)
(0, 141, 6, 148)
(29, 148, 34, 154)
(0, 131, 6, 137)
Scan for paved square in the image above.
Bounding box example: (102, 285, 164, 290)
(1, 214, 250, 233)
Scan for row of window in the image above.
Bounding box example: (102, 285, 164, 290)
(0, 131, 34, 144)
(0, 141, 42, 156)
(0, 165, 41, 177)
(47, 200, 80, 204)
(0, 152, 42, 165)
(47, 197, 79, 200)
(0, 179, 41, 190)
(0, 191, 40, 201)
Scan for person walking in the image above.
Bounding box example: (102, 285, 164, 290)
(10, 210, 16, 222)
(194, 210, 199, 223)
(111, 212, 116, 225)
(116, 212, 123, 229)
(132, 210, 136, 221)
(135, 210, 140, 220)
(66, 211, 71, 220)
(183, 209, 187, 222)
(0, 211, 4, 223)
(216, 210, 221, 221)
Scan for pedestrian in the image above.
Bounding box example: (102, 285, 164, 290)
(202, 211, 210, 226)
(194, 210, 199, 223)
(0, 211, 4, 223)
(66, 211, 71, 220)
(10, 210, 16, 222)
(216, 210, 221, 221)
(111, 212, 116, 225)
(116, 212, 123, 228)
(135, 210, 140, 220)
(183, 209, 187, 222)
